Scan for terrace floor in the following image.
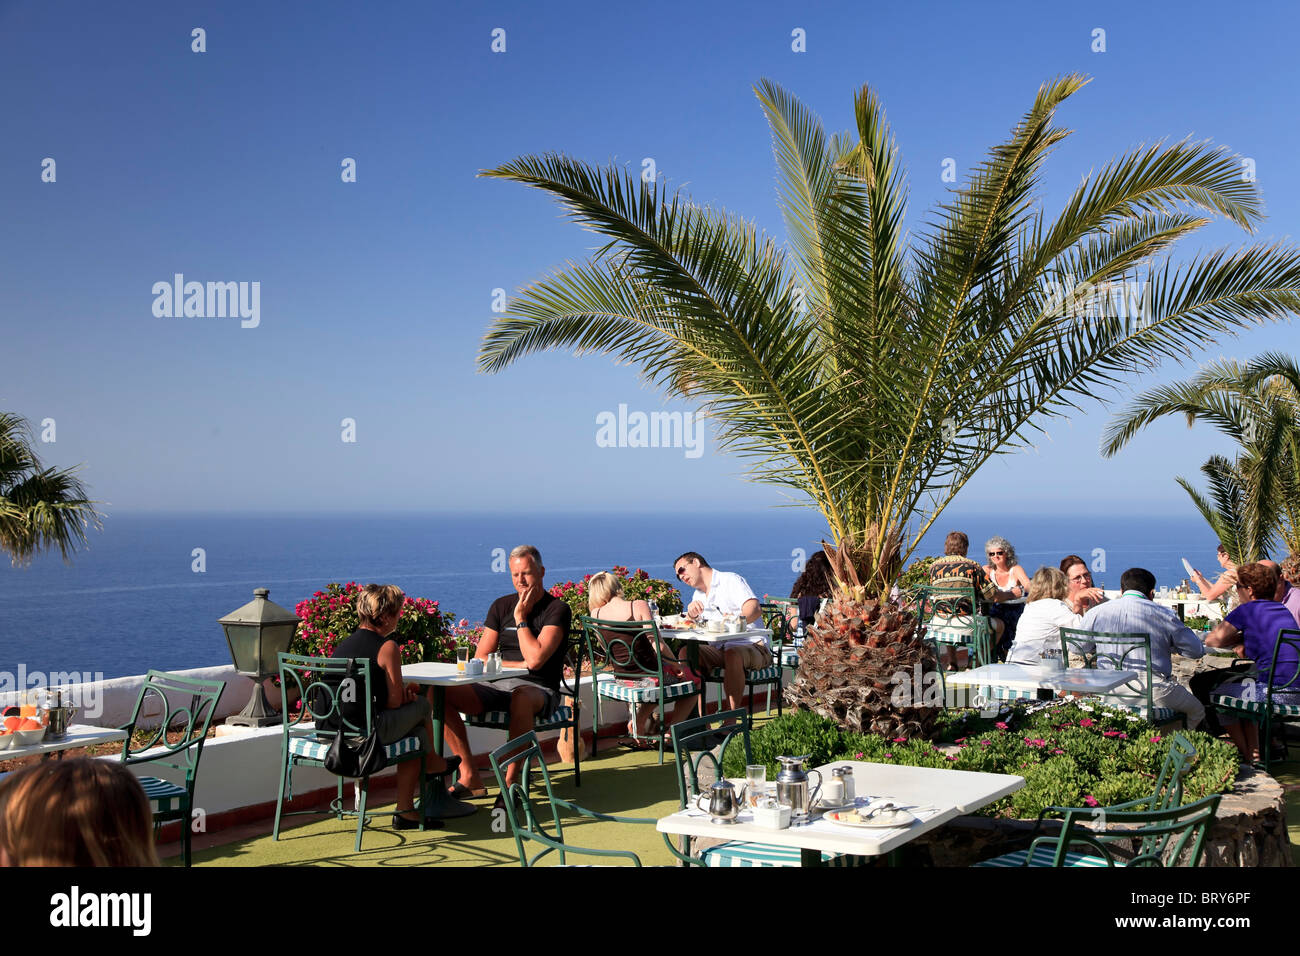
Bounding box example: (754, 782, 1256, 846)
(162, 716, 1300, 868)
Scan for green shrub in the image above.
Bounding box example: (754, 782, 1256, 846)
(732, 700, 1240, 820)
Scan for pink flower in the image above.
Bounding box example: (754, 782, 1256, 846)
(995, 721, 1008, 730)
(1079, 718, 1095, 728)
(1102, 730, 1121, 737)
(883, 753, 893, 759)
(955, 737, 967, 744)
(946, 755, 958, 761)
(1150, 736, 1162, 743)
(893, 737, 907, 743)
(979, 740, 991, 747)
(1052, 749, 1064, 754)
(854, 752, 863, 759)
(1083, 795, 1099, 807)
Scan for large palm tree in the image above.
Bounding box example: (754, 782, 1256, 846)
(1102, 353, 1300, 561)
(478, 76, 1300, 733)
(0, 412, 101, 566)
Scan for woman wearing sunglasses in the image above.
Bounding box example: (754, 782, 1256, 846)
(984, 535, 1030, 656)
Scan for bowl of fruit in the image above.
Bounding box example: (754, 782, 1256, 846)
(2, 707, 47, 748)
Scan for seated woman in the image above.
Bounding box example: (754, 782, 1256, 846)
(1006, 567, 1082, 665)
(1060, 554, 1106, 614)
(789, 550, 833, 631)
(1190, 544, 1240, 610)
(0, 758, 159, 866)
(984, 536, 1030, 654)
(330, 584, 458, 830)
(586, 570, 699, 740)
(1205, 562, 1300, 762)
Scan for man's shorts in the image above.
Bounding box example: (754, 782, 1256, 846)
(697, 641, 771, 672)
(470, 677, 560, 717)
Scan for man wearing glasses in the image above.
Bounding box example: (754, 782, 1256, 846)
(1060, 555, 1107, 614)
(673, 552, 769, 713)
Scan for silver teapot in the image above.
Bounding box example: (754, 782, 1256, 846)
(695, 779, 742, 824)
(775, 755, 823, 821)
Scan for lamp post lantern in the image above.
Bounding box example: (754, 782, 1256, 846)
(219, 588, 300, 727)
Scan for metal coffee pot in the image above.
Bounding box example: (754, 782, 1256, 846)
(775, 755, 823, 821)
(695, 779, 742, 824)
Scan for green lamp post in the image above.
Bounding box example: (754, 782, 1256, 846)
(219, 588, 300, 727)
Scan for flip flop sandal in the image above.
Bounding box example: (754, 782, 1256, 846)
(447, 781, 488, 799)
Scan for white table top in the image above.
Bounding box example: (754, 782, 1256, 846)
(658, 626, 772, 644)
(943, 662, 1140, 693)
(401, 662, 530, 687)
(657, 760, 1023, 858)
(0, 723, 126, 761)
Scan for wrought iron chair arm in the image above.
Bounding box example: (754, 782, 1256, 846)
(522, 832, 644, 866)
(550, 796, 656, 826)
(661, 833, 707, 866)
(1024, 832, 1119, 867)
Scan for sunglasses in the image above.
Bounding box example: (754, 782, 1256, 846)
(675, 565, 689, 579)
(988, 551, 1005, 556)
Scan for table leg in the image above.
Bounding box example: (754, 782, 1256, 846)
(800, 847, 822, 867)
(418, 686, 478, 820)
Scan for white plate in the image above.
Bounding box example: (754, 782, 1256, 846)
(824, 807, 916, 828)
(1182, 557, 1196, 579)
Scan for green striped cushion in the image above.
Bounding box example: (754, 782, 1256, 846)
(597, 679, 697, 703)
(138, 776, 187, 815)
(467, 705, 574, 729)
(287, 733, 421, 762)
(703, 841, 864, 867)
(987, 686, 1035, 700)
(704, 666, 783, 683)
(974, 846, 1109, 867)
(1213, 695, 1300, 717)
(778, 649, 801, 667)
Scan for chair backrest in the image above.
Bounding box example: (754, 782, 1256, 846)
(1059, 627, 1154, 715)
(277, 652, 375, 738)
(580, 615, 667, 683)
(487, 731, 564, 867)
(556, 625, 585, 706)
(1147, 733, 1198, 812)
(1264, 628, 1300, 699)
(917, 582, 981, 620)
(759, 602, 790, 645)
(120, 671, 226, 787)
(1054, 792, 1221, 867)
(668, 709, 753, 807)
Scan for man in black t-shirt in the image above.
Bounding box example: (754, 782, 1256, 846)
(442, 544, 571, 798)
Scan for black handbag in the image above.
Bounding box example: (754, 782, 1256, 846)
(322, 658, 388, 778)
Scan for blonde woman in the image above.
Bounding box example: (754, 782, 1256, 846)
(587, 571, 699, 740)
(1006, 567, 1083, 665)
(330, 584, 457, 830)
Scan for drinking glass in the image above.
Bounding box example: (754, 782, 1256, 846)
(456, 647, 469, 673)
(745, 764, 767, 808)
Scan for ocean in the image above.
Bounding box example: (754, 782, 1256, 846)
(0, 510, 1223, 680)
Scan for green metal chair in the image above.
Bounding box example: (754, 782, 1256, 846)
(1059, 627, 1187, 729)
(466, 625, 585, 785)
(488, 731, 656, 866)
(583, 614, 699, 764)
(918, 583, 995, 670)
(666, 709, 865, 867)
(118, 670, 226, 867)
(974, 793, 1221, 867)
(974, 731, 1203, 867)
(697, 609, 786, 720)
(1212, 627, 1300, 771)
(273, 652, 430, 852)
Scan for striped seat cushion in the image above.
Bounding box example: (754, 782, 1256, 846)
(986, 686, 1035, 700)
(138, 776, 188, 814)
(597, 679, 697, 703)
(467, 705, 574, 730)
(974, 845, 1109, 867)
(287, 733, 422, 763)
(704, 666, 782, 683)
(1213, 695, 1300, 717)
(703, 841, 864, 867)
(1108, 700, 1182, 723)
(777, 649, 801, 667)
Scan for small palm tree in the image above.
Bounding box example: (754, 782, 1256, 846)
(1103, 353, 1300, 561)
(0, 412, 102, 566)
(479, 76, 1300, 734)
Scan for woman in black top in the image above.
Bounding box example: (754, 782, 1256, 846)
(330, 584, 458, 830)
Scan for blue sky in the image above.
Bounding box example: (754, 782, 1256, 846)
(4, 0, 1299, 520)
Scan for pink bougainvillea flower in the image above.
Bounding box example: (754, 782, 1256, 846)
(1102, 730, 1121, 737)
(954, 737, 967, 744)
(1150, 736, 1162, 743)
(854, 752, 864, 759)
(979, 740, 991, 747)
(893, 736, 907, 743)
(995, 721, 1008, 730)
(1053, 749, 1064, 754)
(1083, 795, 1099, 807)
(1079, 718, 1095, 728)
(946, 755, 958, 761)
(883, 753, 893, 758)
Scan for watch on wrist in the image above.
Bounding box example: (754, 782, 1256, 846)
(516, 620, 529, 630)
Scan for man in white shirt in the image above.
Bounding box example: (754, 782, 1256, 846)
(673, 551, 770, 713)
